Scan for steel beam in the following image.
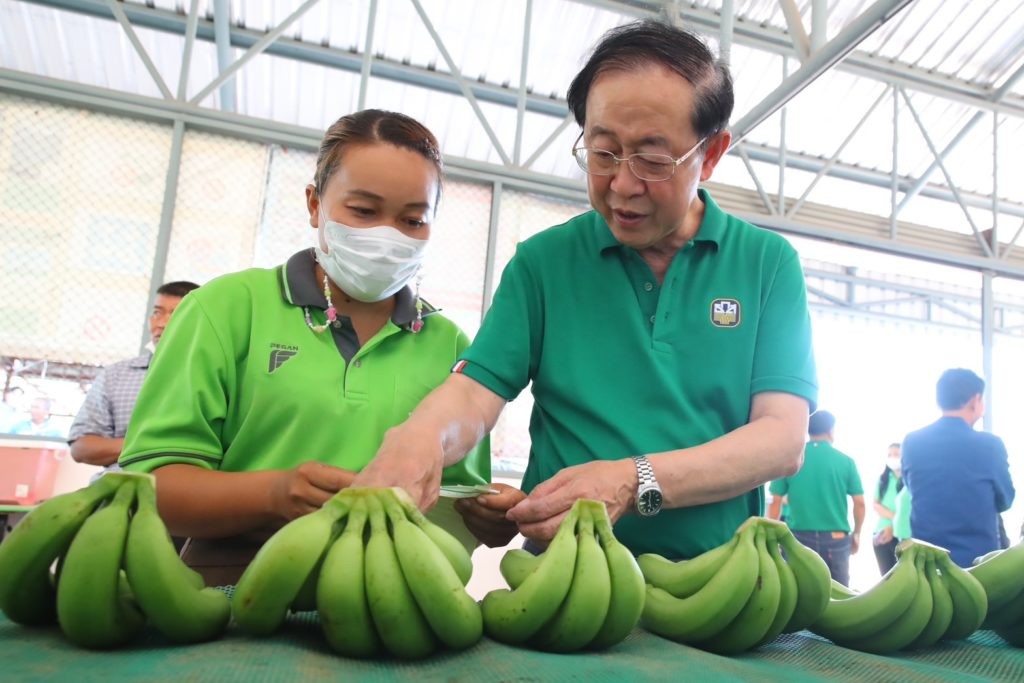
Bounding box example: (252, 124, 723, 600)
(142, 118, 184, 353)
(357, 0, 378, 110)
(191, 0, 323, 105)
(103, 0, 173, 99)
(177, 0, 199, 102)
(778, 0, 810, 61)
(730, 0, 914, 146)
(212, 0, 236, 112)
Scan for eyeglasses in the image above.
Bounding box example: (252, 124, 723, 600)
(571, 133, 707, 182)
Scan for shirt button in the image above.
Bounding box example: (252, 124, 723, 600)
(649, 315, 656, 324)
(353, 360, 361, 368)
(644, 282, 653, 291)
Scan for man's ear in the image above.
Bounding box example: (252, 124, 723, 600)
(699, 130, 732, 182)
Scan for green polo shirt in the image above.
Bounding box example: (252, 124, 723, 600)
(873, 471, 901, 534)
(457, 189, 817, 560)
(893, 486, 912, 540)
(120, 249, 488, 487)
(769, 440, 863, 533)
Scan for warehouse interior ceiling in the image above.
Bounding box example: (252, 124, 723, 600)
(2, 0, 1023, 279)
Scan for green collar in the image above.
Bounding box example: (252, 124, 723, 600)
(594, 187, 725, 253)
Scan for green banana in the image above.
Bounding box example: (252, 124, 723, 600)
(291, 551, 326, 612)
(317, 498, 380, 658)
(907, 555, 953, 650)
(391, 487, 473, 586)
(588, 502, 646, 650)
(757, 529, 797, 647)
(697, 525, 781, 655)
(938, 553, 988, 640)
(973, 549, 1003, 566)
(830, 579, 859, 599)
(123, 478, 230, 643)
(985, 582, 1024, 630)
(363, 494, 436, 659)
(841, 550, 933, 654)
(481, 506, 580, 645)
(0, 474, 120, 625)
(968, 542, 1024, 617)
(232, 502, 347, 636)
(778, 528, 833, 633)
(637, 535, 738, 598)
(56, 480, 140, 649)
(386, 492, 482, 651)
(641, 523, 759, 643)
(809, 547, 920, 643)
(530, 505, 611, 652)
(500, 548, 541, 589)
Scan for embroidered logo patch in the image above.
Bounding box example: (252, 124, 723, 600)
(451, 360, 469, 374)
(269, 343, 298, 373)
(710, 299, 740, 327)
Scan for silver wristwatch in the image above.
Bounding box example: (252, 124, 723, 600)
(633, 455, 663, 517)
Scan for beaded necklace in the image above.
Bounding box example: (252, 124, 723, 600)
(303, 273, 425, 334)
(303, 274, 339, 333)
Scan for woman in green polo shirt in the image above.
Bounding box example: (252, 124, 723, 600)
(120, 110, 509, 583)
(871, 442, 903, 574)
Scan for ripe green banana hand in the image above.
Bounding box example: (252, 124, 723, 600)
(317, 498, 380, 658)
(757, 529, 797, 647)
(481, 506, 580, 645)
(641, 523, 759, 643)
(968, 542, 1024, 619)
(841, 550, 933, 654)
(530, 505, 611, 652)
(809, 546, 920, 643)
(637, 535, 738, 598)
(500, 548, 540, 589)
(0, 474, 120, 625)
(363, 494, 436, 659)
(123, 477, 229, 643)
(697, 525, 781, 655)
(232, 501, 347, 636)
(391, 487, 473, 586)
(939, 553, 988, 640)
(588, 502, 646, 651)
(56, 480, 139, 649)
(386, 492, 482, 651)
(907, 555, 953, 650)
(778, 528, 833, 633)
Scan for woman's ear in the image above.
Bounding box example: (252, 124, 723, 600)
(305, 184, 319, 229)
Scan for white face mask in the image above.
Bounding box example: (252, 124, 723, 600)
(314, 211, 428, 303)
(887, 457, 901, 472)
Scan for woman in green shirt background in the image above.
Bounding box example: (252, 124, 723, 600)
(872, 442, 903, 574)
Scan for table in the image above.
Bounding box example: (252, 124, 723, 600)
(2, 611, 1022, 682)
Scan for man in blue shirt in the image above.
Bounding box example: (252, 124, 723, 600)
(902, 368, 1015, 567)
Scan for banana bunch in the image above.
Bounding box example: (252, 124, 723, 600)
(233, 487, 481, 659)
(810, 539, 987, 653)
(484, 499, 645, 652)
(968, 542, 1024, 647)
(638, 517, 829, 654)
(0, 472, 230, 648)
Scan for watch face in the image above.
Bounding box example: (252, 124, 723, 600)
(638, 489, 663, 516)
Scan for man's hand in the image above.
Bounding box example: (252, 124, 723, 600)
(874, 526, 894, 545)
(270, 461, 356, 521)
(505, 459, 636, 544)
(350, 425, 445, 512)
(454, 483, 526, 548)
(850, 532, 861, 555)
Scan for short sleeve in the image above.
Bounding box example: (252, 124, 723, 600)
(848, 459, 865, 495)
(119, 294, 232, 472)
(68, 369, 114, 441)
(750, 249, 817, 409)
(457, 244, 544, 401)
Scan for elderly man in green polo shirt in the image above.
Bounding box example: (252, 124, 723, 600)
(355, 20, 817, 561)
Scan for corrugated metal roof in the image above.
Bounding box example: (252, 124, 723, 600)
(1, 0, 1022, 241)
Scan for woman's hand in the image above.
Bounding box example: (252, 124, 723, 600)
(270, 461, 356, 521)
(454, 483, 527, 548)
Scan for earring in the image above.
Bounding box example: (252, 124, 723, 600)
(411, 273, 424, 333)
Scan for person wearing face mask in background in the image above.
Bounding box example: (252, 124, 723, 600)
(871, 442, 903, 575)
(118, 110, 490, 584)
